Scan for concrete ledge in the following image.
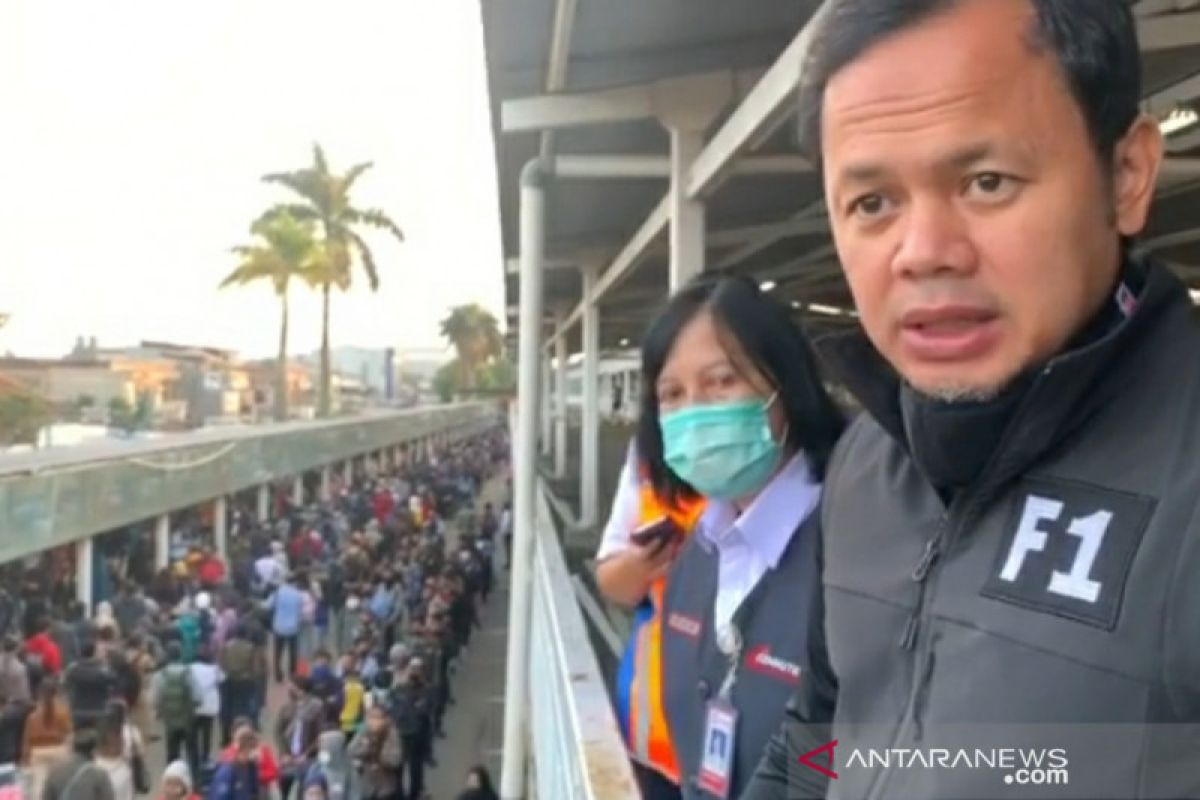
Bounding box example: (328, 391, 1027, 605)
(0, 403, 499, 561)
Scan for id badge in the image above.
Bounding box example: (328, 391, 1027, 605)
(696, 699, 739, 799)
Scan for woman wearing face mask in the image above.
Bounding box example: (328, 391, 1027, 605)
(643, 275, 844, 800)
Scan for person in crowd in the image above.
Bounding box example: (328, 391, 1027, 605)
(94, 603, 121, 644)
(188, 648, 222, 766)
(744, 1, 1198, 798)
(455, 765, 499, 800)
(155, 761, 200, 800)
(498, 502, 512, 570)
(111, 585, 148, 641)
(346, 706, 402, 800)
(64, 640, 117, 731)
(218, 719, 279, 800)
(22, 677, 72, 800)
(265, 576, 305, 685)
(24, 619, 62, 677)
(151, 643, 201, 777)
(217, 628, 265, 747)
(392, 659, 433, 800)
(209, 728, 261, 800)
(622, 276, 842, 800)
(41, 727, 114, 800)
(336, 659, 364, 739)
(93, 702, 137, 800)
(274, 676, 323, 800)
(303, 732, 350, 800)
(306, 651, 342, 725)
(0, 636, 32, 765)
(124, 637, 156, 748)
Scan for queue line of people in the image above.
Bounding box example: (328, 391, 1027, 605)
(0, 428, 510, 800)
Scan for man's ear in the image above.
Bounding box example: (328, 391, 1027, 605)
(1113, 114, 1165, 237)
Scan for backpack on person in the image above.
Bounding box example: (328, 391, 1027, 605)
(158, 668, 195, 732)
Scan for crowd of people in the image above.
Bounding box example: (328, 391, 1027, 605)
(0, 427, 510, 800)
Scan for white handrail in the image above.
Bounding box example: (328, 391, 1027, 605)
(526, 481, 639, 799)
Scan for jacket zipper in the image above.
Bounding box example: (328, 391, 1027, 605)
(863, 507, 957, 800)
(899, 523, 946, 650)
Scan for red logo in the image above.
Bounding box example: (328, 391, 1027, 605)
(666, 613, 701, 639)
(799, 740, 839, 780)
(744, 645, 801, 685)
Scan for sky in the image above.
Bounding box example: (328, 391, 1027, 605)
(0, 0, 505, 361)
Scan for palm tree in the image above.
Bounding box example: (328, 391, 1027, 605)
(439, 304, 505, 392)
(220, 211, 326, 422)
(260, 143, 404, 417)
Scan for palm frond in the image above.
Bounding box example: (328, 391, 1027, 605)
(254, 204, 321, 229)
(262, 170, 331, 213)
(345, 207, 404, 242)
(347, 230, 380, 291)
(342, 161, 374, 193)
(312, 143, 330, 176)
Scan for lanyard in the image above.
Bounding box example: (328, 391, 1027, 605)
(715, 623, 743, 700)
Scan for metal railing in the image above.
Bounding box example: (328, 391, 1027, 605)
(526, 480, 639, 799)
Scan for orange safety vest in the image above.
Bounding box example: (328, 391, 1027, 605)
(620, 479, 705, 783)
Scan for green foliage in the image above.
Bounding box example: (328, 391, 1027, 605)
(108, 394, 153, 435)
(433, 356, 515, 402)
(0, 395, 51, 446)
(433, 361, 458, 403)
(439, 304, 504, 391)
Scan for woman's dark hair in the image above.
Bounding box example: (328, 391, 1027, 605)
(39, 675, 58, 726)
(636, 274, 846, 503)
(797, 0, 1141, 167)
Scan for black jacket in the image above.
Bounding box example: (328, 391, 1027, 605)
(64, 659, 115, 722)
(743, 262, 1200, 799)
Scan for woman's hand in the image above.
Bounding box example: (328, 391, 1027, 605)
(595, 537, 681, 607)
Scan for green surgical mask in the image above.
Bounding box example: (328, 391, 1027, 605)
(660, 394, 782, 500)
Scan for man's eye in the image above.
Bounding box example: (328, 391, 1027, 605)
(849, 194, 889, 219)
(966, 172, 1019, 201)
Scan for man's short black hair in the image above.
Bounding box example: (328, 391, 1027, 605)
(798, 0, 1142, 165)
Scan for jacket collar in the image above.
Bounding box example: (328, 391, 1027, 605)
(817, 259, 1192, 499)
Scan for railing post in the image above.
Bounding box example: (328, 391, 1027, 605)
(502, 156, 551, 799)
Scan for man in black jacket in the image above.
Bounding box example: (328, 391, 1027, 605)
(741, 1, 1200, 798)
(64, 640, 115, 732)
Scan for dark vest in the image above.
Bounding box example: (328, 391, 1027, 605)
(661, 510, 820, 799)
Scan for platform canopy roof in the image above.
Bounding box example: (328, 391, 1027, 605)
(483, 0, 1200, 350)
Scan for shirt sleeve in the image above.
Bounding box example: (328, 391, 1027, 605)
(595, 447, 641, 562)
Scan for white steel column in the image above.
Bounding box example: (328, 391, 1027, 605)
(553, 324, 569, 479)
(155, 513, 170, 570)
(321, 467, 332, 502)
(76, 537, 94, 614)
(668, 127, 706, 288)
(213, 496, 228, 558)
(343, 460, 353, 485)
(540, 354, 553, 457)
(580, 264, 600, 524)
(502, 158, 548, 800)
(257, 485, 270, 523)
(292, 475, 304, 507)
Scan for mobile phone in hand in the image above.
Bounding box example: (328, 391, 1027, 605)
(630, 516, 681, 551)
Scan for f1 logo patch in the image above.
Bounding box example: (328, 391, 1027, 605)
(981, 477, 1155, 630)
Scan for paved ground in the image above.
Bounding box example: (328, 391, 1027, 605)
(425, 476, 511, 798)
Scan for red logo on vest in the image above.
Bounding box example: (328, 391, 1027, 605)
(799, 740, 839, 780)
(744, 644, 802, 685)
(666, 612, 701, 639)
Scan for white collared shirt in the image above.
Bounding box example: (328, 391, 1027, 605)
(596, 440, 641, 562)
(699, 453, 822, 644)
